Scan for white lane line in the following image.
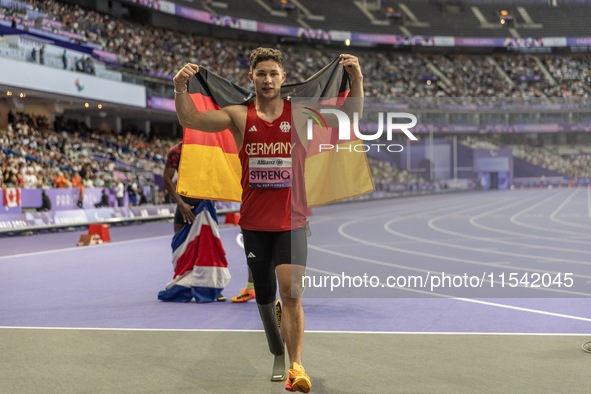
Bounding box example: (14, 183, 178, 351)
(245, 202, 591, 321)
(307, 245, 591, 319)
(239, 223, 570, 294)
(428, 195, 591, 255)
(240, 192, 591, 316)
(469, 194, 591, 254)
(247, 197, 591, 292)
(537, 259, 568, 263)
(0, 203, 454, 260)
(457, 298, 591, 322)
(0, 326, 265, 332)
(310, 216, 365, 223)
(509, 191, 591, 236)
(0, 326, 588, 335)
(384, 194, 572, 264)
(0, 235, 172, 260)
(313, 234, 591, 296)
(473, 190, 591, 241)
(383, 206, 591, 263)
(0, 226, 242, 260)
(310, 194, 495, 236)
(234, 198, 587, 280)
(589, 187, 591, 220)
(549, 189, 591, 230)
(306, 331, 591, 335)
(334, 197, 591, 277)
(309, 191, 489, 223)
(431, 193, 586, 246)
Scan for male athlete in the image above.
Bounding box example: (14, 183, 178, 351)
(173, 48, 363, 393)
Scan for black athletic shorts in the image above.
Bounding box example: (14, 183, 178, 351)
(241, 226, 309, 267)
(174, 196, 204, 225)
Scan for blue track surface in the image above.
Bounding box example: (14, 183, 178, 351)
(1, 189, 590, 334)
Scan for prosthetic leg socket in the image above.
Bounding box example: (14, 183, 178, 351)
(258, 300, 284, 356)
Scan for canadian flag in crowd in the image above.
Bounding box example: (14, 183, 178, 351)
(3, 188, 21, 208)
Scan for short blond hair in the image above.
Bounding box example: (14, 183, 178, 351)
(249, 47, 284, 72)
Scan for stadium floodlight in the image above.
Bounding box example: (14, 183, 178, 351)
(497, 10, 514, 26)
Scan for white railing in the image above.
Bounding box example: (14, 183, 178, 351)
(0, 43, 122, 82)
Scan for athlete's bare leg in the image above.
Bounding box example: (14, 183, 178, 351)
(275, 264, 305, 368)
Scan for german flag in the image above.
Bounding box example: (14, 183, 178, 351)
(177, 57, 374, 206)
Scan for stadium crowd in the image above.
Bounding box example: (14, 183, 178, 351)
(509, 144, 591, 179)
(542, 54, 591, 97)
(13, 0, 591, 98)
(368, 156, 424, 188)
(459, 135, 591, 179)
(0, 110, 430, 193)
(430, 54, 509, 97)
(1, 0, 590, 197)
(0, 111, 173, 201)
(2, 116, 590, 206)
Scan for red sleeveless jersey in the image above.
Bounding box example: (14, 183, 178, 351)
(238, 100, 308, 231)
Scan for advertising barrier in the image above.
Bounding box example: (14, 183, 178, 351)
(1, 186, 241, 218)
(0, 204, 176, 231)
(348, 179, 475, 202)
(147, 96, 176, 112)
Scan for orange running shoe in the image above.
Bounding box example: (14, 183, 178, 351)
(285, 362, 311, 393)
(231, 288, 255, 303)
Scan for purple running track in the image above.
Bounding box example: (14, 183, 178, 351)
(1, 190, 590, 334)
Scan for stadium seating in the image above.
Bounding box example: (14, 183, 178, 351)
(459, 135, 591, 179)
(1, 112, 171, 202)
(4, 0, 591, 99)
(2, 0, 591, 192)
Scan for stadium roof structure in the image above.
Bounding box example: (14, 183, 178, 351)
(164, 0, 591, 38)
(122, 0, 591, 49)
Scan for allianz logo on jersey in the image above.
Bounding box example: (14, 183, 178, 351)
(256, 159, 283, 166)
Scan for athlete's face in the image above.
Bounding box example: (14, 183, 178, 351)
(249, 60, 285, 100)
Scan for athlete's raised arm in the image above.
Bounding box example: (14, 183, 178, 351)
(292, 54, 364, 141)
(339, 54, 364, 99)
(173, 63, 239, 133)
(318, 54, 364, 127)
